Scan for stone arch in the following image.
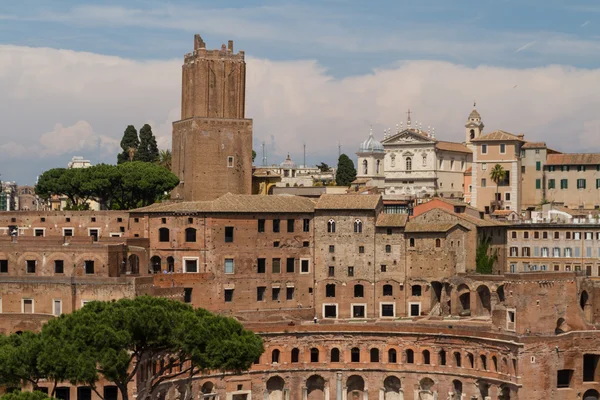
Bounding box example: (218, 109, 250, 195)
(266, 376, 285, 400)
(584, 389, 600, 400)
(306, 375, 325, 400)
(151, 256, 161, 273)
(418, 378, 435, 400)
(497, 284, 506, 302)
(128, 254, 139, 274)
(346, 375, 365, 400)
(477, 381, 490, 398)
(452, 380, 462, 399)
(476, 285, 492, 317)
(457, 284, 471, 316)
(383, 376, 402, 400)
(498, 385, 512, 400)
(200, 381, 215, 394)
(555, 317, 569, 334)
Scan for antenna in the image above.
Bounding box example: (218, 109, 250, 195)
(303, 143, 306, 168)
(261, 141, 267, 166)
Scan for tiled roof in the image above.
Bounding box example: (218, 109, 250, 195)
(315, 194, 381, 210)
(430, 197, 482, 213)
(546, 153, 600, 166)
(465, 167, 473, 174)
(376, 213, 408, 227)
(417, 207, 504, 227)
(522, 142, 546, 149)
(404, 222, 466, 233)
(435, 141, 472, 153)
(491, 210, 517, 216)
(133, 193, 316, 213)
(471, 130, 524, 142)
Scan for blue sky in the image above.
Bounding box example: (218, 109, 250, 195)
(1, 1, 600, 184)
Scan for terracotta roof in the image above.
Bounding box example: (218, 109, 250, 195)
(376, 213, 408, 227)
(435, 141, 472, 153)
(315, 194, 381, 210)
(465, 167, 473, 174)
(432, 197, 481, 213)
(471, 130, 524, 142)
(522, 142, 546, 149)
(491, 210, 517, 216)
(416, 207, 504, 227)
(546, 153, 600, 166)
(351, 178, 370, 184)
(404, 222, 466, 233)
(133, 193, 316, 213)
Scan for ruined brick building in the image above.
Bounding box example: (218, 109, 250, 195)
(2, 34, 600, 400)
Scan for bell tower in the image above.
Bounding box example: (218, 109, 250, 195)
(171, 34, 253, 201)
(464, 103, 484, 149)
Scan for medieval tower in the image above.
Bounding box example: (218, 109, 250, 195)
(171, 34, 253, 201)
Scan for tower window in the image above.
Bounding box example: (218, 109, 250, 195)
(406, 157, 412, 171)
(227, 156, 234, 168)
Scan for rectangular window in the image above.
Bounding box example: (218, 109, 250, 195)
(300, 259, 310, 274)
(505, 192, 511, 201)
(561, 165, 569, 172)
(481, 178, 486, 187)
(303, 219, 310, 232)
(256, 287, 266, 301)
(548, 179, 555, 189)
(597, 179, 600, 189)
(507, 309, 516, 331)
(227, 156, 234, 167)
(482, 162, 487, 171)
(185, 258, 198, 273)
(286, 258, 295, 273)
(23, 299, 34, 314)
(287, 219, 294, 233)
(381, 303, 395, 317)
(54, 260, 64, 274)
(578, 165, 586, 172)
(272, 258, 280, 273)
(381, 265, 387, 272)
(224, 258, 234, 274)
(358, 246, 365, 253)
(500, 143, 506, 154)
(258, 219, 265, 233)
(26, 260, 36, 274)
(34, 229, 44, 237)
(257, 258, 266, 274)
(481, 144, 487, 154)
(224, 289, 234, 302)
(510, 263, 516, 273)
(272, 287, 280, 301)
(561, 179, 568, 189)
(555, 231, 560, 239)
(53, 299, 62, 316)
(63, 228, 73, 237)
(224, 227, 234, 242)
(534, 231, 540, 239)
(536, 179, 541, 189)
(89, 229, 99, 242)
(583, 354, 600, 382)
(536, 161, 541, 171)
(409, 303, 421, 317)
(272, 219, 280, 233)
(324, 304, 337, 318)
(578, 179, 587, 189)
(82, 260, 93, 274)
(352, 305, 366, 318)
(329, 245, 335, 253)
(347, 266, 354, 277)
(328, 266, 335, 277)
(0, 260, 7, 273)
(557, 369, 573, 388)
(183, 288, 193, 304)
(286, 287, 295, 300)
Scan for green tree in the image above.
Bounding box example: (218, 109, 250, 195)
(0, 332, 45, 391)
(252, 150, 256, 163)
(36, 168, 93, 210)
(335, 154, 356, 186)
(111, 162, 179, 209)
(158, 149, 172, 170)
(476, 235, 498, 274)
(136, 124, 159, 163)
(489, 164, 506, 211)
(39, 297, 263, 400)
(117, 125, 139, 164)
(0, 391, 52, 400)
(316, 162, 331, 172)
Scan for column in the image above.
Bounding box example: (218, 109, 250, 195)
(363, 386, 368, 400)
(302, 386, 308, 400)
(263, 389, 269, 400)
(379, 388, 384, 400)
(336, 372, 343, 400)
(325, 382, 330, 400)
(342, 387, 347, 400)
(450, 289, 459, 316)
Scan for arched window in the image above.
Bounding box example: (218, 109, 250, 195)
(492, 356, 498, 372)
(150, 256, 161, 273)
(406, 157, 412, 171)
(480, 354, 487, 370)
(354, 284, 364, 297)
(470, 129, 475, 139)
(159, 228, 170, 242)
(363, 160, 368, 175)
(167, 256, 174, 272)
(310, 348, 319, 363)
(390, 154, 396, 167)
(388, 349, 397, 363)
(422, 350, 431, 364)
(454, 352, 461, 367)
(185, 227, 196, 242)
(376, 159, 380, 174)
(354, 219, 363, 233)
(291, 348, 299, 363)
(383, 284, 393, 296)
(370, 348, 380, 362)
(435, 238, 441, 248)
(327, 219, 336, 233)
(439, 350, 446, 366)
(467, 353, 474, 368)
(331, 348, 340, 362)
(271, 349, 280, 364)
(351, 347, 360, 362)
(405, 349, 414, 364)
(422, 153, 427, 166)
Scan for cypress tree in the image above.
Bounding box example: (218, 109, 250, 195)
(117, 125, 139, 164)
(335, 154, 357, 186)
(137, 124, 159, 163)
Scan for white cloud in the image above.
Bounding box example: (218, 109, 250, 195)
(2, 44, 600, 183)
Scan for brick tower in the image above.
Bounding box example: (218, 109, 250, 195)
(171, 34, 253, 201)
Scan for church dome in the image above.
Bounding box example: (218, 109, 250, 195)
(280, 154, 297, 169)
(469, 109, 481, 119)
(358, 129, 384, 153)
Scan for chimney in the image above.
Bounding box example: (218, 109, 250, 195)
(517, 134, 525, 140)
(228, 40, 234, 52)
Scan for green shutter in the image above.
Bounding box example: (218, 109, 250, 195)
(536, 161, 541, 171)
(548, 179, 555, 189)
(536, 179, 541, 189)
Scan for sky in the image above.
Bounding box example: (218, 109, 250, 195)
(1, 0, 600, 184)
